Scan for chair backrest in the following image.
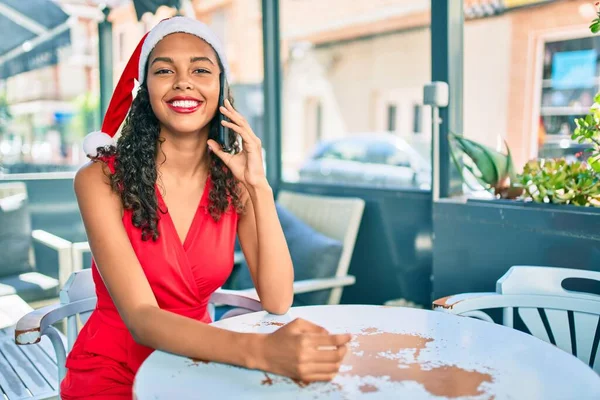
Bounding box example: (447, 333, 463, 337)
(497, 266, 600, 373)
(60, 269, 96, 320)
(498, 265, 600, 301)
(0, 182, 35, 277)
(276, 190, 365, 304)
(59, 269, 97, 350)
(0, 181, 27, 199)
(437, 266, 600, 373)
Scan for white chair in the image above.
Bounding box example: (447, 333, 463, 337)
(14, 268, 263, 397)
(212, 191, 364, 318)
(0, 182, 74, 301)
(274, 191, 365, 305)
(433, 265, 600, 373)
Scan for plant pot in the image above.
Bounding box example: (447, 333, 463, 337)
(466, 196, 600, 214)
(432, 197, 600, 302)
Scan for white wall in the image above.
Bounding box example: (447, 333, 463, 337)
(463, 16, 512, 150)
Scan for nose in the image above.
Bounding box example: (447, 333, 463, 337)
(173, 78, 194, 90)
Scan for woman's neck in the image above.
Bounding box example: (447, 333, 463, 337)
(156, 128, 211, 181)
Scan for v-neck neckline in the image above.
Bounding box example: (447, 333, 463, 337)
(156, 174, 211, 250)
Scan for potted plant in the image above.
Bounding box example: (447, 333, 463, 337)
(450, 94, 600, 209)
(449, 133, 523, 199)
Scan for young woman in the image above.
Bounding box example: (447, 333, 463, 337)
(60, 16, 350, 399)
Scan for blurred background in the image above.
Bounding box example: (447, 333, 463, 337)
(2, 0, 596, 180)
(2, 0, 600, 309)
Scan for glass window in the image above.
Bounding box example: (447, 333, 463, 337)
(538, 36, 599, 162)
(280, 0, 432, 189)
(299, 134, 430, 189)
(365, 140, 411, 167)
(463, 0, 598, 171)
(317, 139, 368, 163)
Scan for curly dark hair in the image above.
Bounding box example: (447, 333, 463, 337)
(95, 65, 244, 241)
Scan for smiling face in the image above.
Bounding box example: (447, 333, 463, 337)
(145, 32, 222, 137)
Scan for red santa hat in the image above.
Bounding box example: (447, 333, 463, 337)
(83, 16, 230, 158)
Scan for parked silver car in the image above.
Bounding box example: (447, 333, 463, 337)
(298, 134, 432, 190)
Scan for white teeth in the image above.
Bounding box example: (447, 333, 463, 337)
(171, 100, 199, 108)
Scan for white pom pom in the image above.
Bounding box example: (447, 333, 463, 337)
(83, 131, 115, 157)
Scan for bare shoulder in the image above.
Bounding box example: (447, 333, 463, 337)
(74, 160, 111, 190)
(74, 160, 122, 215)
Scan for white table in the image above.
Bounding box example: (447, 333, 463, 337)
(134, 305, 600, 400)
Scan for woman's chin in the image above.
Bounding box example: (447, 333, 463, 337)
(161, 122, 210, 137)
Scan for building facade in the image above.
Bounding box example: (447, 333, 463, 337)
(1, 0, 596, 180)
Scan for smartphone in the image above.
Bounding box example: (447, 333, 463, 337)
(217, 72, 233, 153)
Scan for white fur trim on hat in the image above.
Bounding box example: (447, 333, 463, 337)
(138, 16, 230, 83)
(83, 131, 115, 158)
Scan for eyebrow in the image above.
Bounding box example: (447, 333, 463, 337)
(150, 56, 173, 66)
(150, 56, 215, 66)
(190, 56, 214, 65)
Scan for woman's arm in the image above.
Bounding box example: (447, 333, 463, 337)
(74, 161, 261, 368)
(209, 99, 294, 315)
(75, 161, 349, 382)
(237, 181, 294, 315)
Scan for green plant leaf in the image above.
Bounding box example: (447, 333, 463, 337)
(448, 140, 487, 192)
(449, 133, 513, 185)
(589, 156, 600, 173)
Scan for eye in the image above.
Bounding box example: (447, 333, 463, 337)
(194, 68, 211, 74)
(154, 69, 172, 75)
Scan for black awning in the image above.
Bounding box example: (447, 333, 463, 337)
(132, 0, 181, 20)
(0, 0, 71, 79)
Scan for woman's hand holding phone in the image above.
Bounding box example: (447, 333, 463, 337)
(207, 99, 267, 189)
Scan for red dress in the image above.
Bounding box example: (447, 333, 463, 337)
(60, 157, 238, 399)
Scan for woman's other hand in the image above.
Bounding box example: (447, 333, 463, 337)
(252, 318, 352, 383)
